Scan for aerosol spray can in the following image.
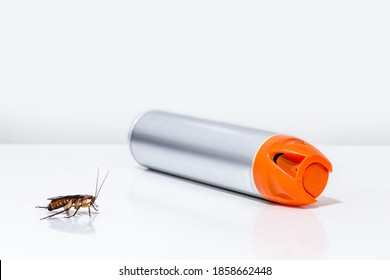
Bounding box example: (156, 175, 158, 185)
(128, 111, 332, 206)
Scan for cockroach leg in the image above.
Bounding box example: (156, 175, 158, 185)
(40, 209, 68, 220)
(66, 205, 81, 218)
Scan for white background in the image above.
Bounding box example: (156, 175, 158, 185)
(1, 0, 390, 145)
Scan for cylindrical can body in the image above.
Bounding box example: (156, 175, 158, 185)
(129, 111, 332, 206)
(129, 111, 274, 198)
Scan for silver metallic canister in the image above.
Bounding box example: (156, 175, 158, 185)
(128, 111, 332, 206)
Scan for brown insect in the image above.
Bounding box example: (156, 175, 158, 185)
(36, 169, 109, 220)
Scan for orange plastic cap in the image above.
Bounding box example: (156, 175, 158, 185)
(253, 134, 332, 206)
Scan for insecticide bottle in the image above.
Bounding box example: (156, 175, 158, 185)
(128, 111, 332, 206)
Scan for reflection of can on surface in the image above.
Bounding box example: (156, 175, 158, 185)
(128, 111, 332, 206)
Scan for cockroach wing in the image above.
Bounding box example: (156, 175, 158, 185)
(46, 195, 74, 200)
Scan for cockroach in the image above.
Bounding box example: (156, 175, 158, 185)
(36, 169, 109, 220)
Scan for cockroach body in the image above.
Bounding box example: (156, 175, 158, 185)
(36, 169, 109, 220)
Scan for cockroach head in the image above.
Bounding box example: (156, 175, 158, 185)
(91, 197, 99, 208)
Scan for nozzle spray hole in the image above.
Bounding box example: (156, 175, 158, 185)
(273, 153, 284, 164)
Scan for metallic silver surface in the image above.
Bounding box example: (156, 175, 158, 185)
(129, 111, 275, 197)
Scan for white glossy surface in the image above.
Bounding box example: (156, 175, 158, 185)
(0, 144, 389, 259)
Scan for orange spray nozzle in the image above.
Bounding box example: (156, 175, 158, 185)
(253, 135, 332, 206)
